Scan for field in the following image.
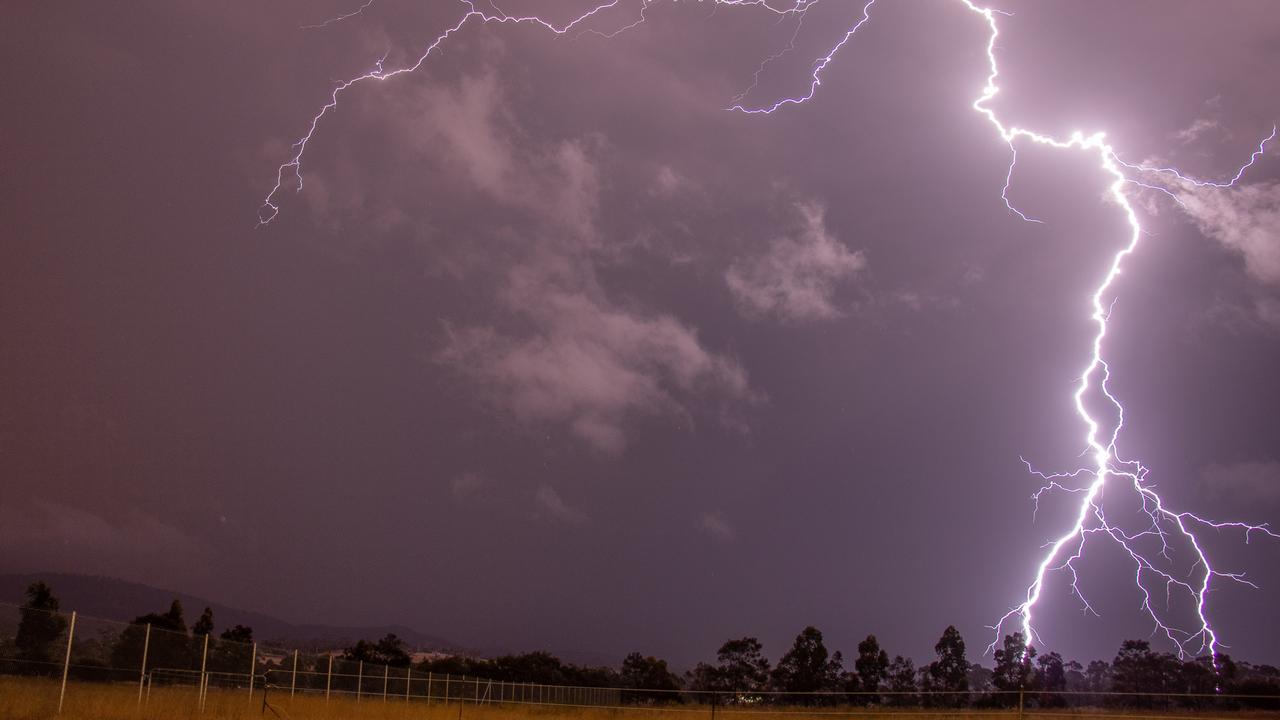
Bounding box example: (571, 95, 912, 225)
(3, 679, 1279, 720)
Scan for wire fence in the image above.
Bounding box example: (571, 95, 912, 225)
(2, 601, 1279, 718)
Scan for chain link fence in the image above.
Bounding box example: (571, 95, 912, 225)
(2, 601, 1278, 718)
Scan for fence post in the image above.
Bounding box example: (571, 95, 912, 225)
(444, 673, 451, 704)
(357, 661, 364, 703)
(56, 611, 76, 715)
(406, 666, 412, 702)
(291, 650, 298, 698)
(427, 671, 434, 705)
(383, 664, 389, 701)
(1018, 689, 1025, 720)
(198, 632, 210, 712)
(136, 623, 152, 709)
(248, 642, 258, 702)
(325, 655, 333, 702)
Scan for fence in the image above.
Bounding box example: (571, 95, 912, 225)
(2, 601, 1279, 718)
(0, 600, 625, 716)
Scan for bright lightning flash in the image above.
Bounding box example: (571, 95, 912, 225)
(261, 0, 1278, 662)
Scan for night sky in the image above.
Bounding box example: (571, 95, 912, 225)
(3, 0, 1279, 668)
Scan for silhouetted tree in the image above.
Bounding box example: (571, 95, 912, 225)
(1035, 651, 1067, 706)
(210, 625, 255, 675)
(967, 664, 992, 694)
(112, 599, 191, 673)
(1112, 640, 1162, 696)
(343, 633, 411, 668)
(687, 662, 722, 693)
(190, 607, 214, 666)
(716, 637, 771, 695)
(191, 607, 214, 638)
(770, 627, 844, 704)
(15, 582, 67, 671)
(1063, 660, 1086, 691)
(854, 635, 889, 702)
(884, 655, 918, 707)
(486, 651, 573, 683)
(991, 632, 1035, 704)
(924, 626, 968, 706)
(620, 652, 682, 704)
(1084, 660, 1111, 692)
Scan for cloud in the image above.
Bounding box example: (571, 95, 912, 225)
(382, 71, 604, 244)
(439, 265, 754, 453)
(697, 510, 736, 544)
(534, 485, 588, 525)
(1170, 96, 1224, 146)
(726, 201, 866, 322)
(416, 74, 756, 453)
(1202, 461, 1280, 506)
(0, 500, 211, 577)
(652, 165, 693, 197)
(1176, 181, 1280, 286)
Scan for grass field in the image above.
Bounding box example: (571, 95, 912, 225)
(2, 678, 1278, 720)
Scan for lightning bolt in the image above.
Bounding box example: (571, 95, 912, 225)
(260, 0, 1278, 663)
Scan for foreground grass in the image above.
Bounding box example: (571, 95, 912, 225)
(2, 678, 1277, 720)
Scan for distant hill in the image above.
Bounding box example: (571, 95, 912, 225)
(0, 572, 459, 652)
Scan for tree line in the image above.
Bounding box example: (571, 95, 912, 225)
(5, 581, 1280, 706)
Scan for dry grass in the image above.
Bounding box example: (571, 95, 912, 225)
(1, 678, 1276, 720)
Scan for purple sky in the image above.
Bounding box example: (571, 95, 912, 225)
(3, 0, 1280, 668)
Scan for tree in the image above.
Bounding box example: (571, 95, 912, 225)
(1063, 660, 1086, 692)
(716, 637, 771, 695)
(854, 635, 889, 701)
(15, 582, 67, 669)
(211, 625, 255, 674)
(967, 664, 993, 693)
(1035, 652, 1067, 706)
(687, 662, 723, 693)
(112, 599, 191, 671)
(192, 607, 215, 638)
(1084, 660, 1111, 692)
(190, 607, 214, 665)
(770, 627, 844, 704)
(884, 655, 917, 707)
(343, 633, 411, 668)
(486, 651, 574, 684)
(925, 626, 969, 706)
(373, 634, 412, 667)
(620, 652, 682, 704)
(1111, 640, 1163, 696)
(991, 632, 1036, 701)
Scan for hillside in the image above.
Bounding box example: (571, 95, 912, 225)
(0, 572, 458, 652)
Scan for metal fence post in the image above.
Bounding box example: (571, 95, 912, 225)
(291, 650, 298, 698)
(56, 611, 76, 715)
(383, 664, 389, 701)
(427, 671, 434, 704)
(198, 632, 210, 712)
(325, 655, 333, 702)
(248, 642, 258, 702)
(1018, 689, 1025, 720)
(444, 673, 451, 704)
(136, 623, 151, 709)
(406, 666, 412, 702)
(357, 661, 364, 703)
